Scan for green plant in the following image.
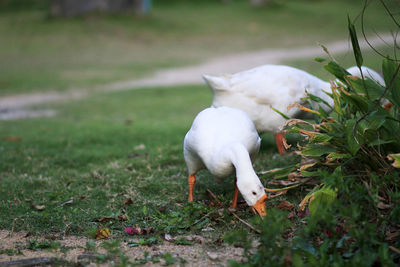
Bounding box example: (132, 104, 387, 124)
(227, 13, 400, 266)
(25, 239, 61, 251)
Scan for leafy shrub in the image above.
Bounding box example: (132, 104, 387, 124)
(226, 17, 400, 267)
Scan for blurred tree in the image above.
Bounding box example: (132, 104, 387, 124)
(50, 0, 151, 17)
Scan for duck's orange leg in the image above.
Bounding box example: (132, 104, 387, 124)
(231, 177, 239, 209)
(274, 133, 286, 154)
(188, 175, 196, 202)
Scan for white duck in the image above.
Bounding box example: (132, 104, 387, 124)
(203, 64, 386, 154)
(184, 106, 267, 216)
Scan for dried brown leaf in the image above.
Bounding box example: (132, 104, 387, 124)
(377, 202, 393, 210)
(287, 102, 320, 115)
(277, 201, 294, 211)
(118, 215, 128, 221)
(299, 162, 317, 171)
(123, 198, 134, 206)
(386, 230, 400, 243)
(164, 233, 175, 242)
(97, 216, 114, 222)
(33, 205, 45, 211)
(282, 134, 292, 150)
(287, 211, 296, 221)
(3, 136, 21, 142)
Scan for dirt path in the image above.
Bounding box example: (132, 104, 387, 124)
(0, 33, 395, 118)
(0, 230, 244, 266)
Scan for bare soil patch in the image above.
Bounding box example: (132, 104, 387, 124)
(0, 230, 244, 266)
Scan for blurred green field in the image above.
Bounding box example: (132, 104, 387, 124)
(0, 0, 397, 96)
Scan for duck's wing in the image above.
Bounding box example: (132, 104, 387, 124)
(229, 65, 323, 110)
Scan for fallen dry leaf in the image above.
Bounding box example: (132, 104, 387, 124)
(297, 208, 310, 218)
(186, 235, 205, 244)
(95, 228, 111, 240)
(207, 252, 219, 260)
(164, 233, 175, 242)
(97, 216, 114, 223)
(33, 205, 45, 211)
(269, 180, 301, 186)
(277, 201, 294, 211)
(123, 198, 134, 206)
(118, 215, 128, 221)
(299, 162, 317, 171)
(386, 230, 400, 243)
(3, 136, 21, 142)
(377, 202, 393, 210)
(287, 211, 296, 221)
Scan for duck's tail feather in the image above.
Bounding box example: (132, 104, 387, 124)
(202, 74, 230, 91)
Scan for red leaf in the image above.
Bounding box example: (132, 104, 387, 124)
(125, 227, 139, 235)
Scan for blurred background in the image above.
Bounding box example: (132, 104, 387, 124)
(0, 0, 398, 97)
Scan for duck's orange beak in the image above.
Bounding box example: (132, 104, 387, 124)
(252, 194, 267, 217)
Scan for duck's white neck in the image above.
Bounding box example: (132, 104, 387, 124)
(224, 143, 257, 182)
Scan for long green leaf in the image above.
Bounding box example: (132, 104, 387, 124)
(359, 113, 386, 132)
(309, 133, 333, 143)
(348, 16, 363, 68)
(382, 58, 400, 107)
(340, 93, 369, 113)
(324, 61, 349, 83)
(327, 152, 352, 160)
(347, 76, 385, 101)
(302, 144, 336, 157)
(262, 164, 298, 180)
(271, 106, 290, 120)
(345, 120, 361, 155)
(306, 92, 332, 109)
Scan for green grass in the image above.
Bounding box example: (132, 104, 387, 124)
(0, 0, 397, 96)
(0, 84, 297, 237)
(1, 1, 399, 264)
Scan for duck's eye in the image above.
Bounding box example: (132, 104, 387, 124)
(252, 191, 256, 196)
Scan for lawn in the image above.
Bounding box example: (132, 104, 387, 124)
(1, 0, 399, 265)
(0, 84, 299, 233)
(0, 84, 303, 265)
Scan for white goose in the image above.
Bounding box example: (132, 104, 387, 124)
(184, 106, 267, 216)
(203, 64, 385, 154)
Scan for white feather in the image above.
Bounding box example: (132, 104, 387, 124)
(203, 64, 385, 134)
(184, 106, 265, 207)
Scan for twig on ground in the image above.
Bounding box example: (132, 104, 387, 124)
(56, 199, 73, 208)
(268, 190, 288, 199)
(206, 189, 261, 234)
(206, 189, 222, 206)
(389, 246, 400, 254)
(230, 211, 261, 234)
